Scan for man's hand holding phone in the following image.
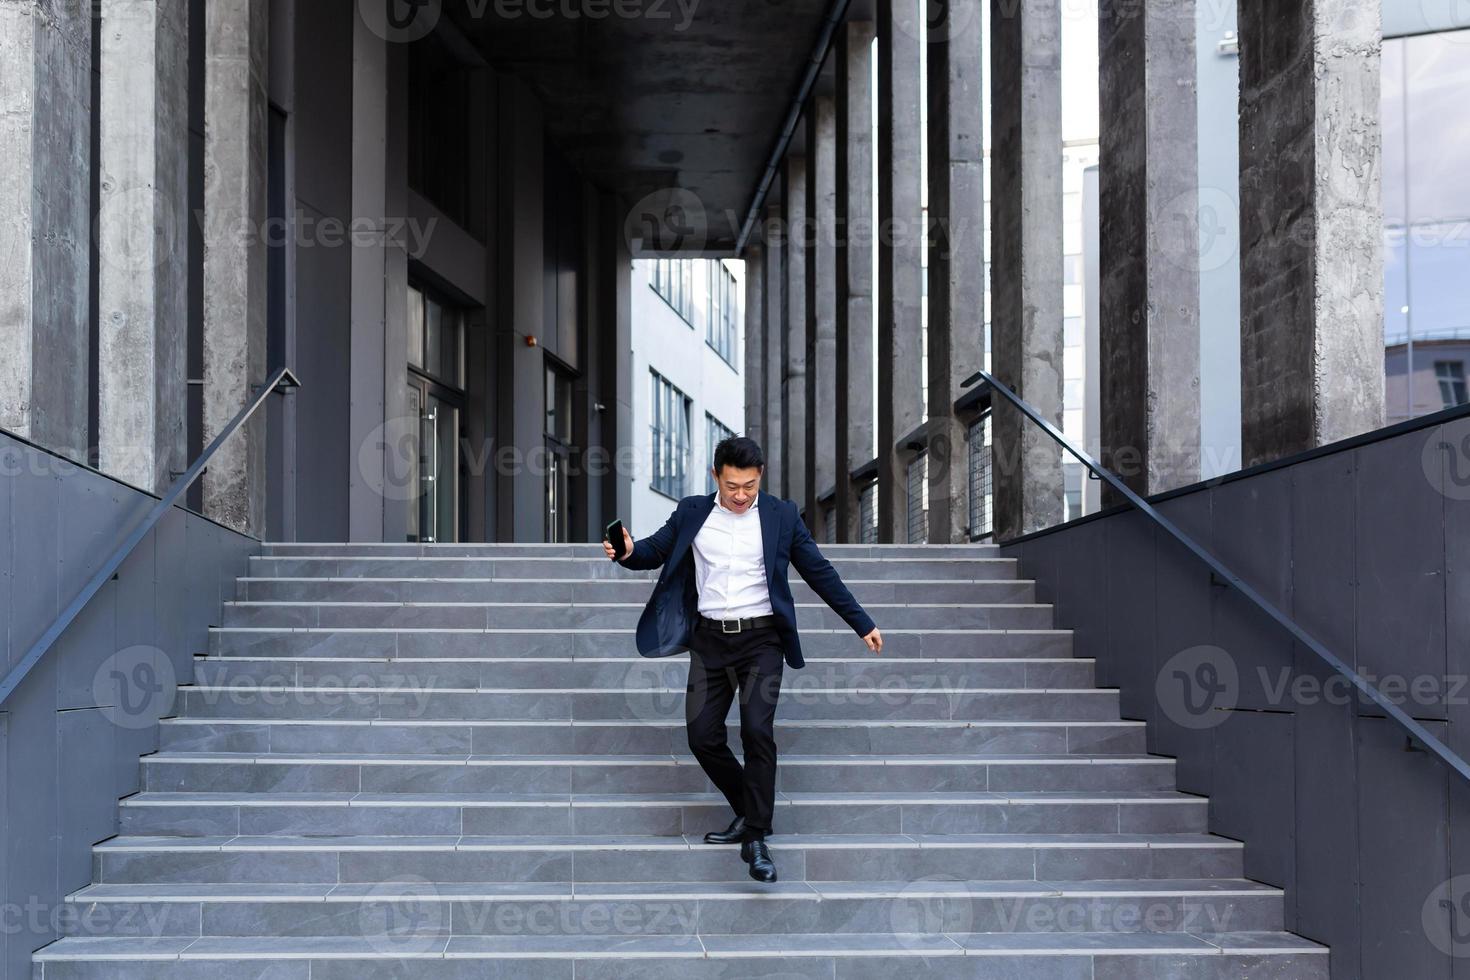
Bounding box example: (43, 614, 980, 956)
(603, 520, 633, 562)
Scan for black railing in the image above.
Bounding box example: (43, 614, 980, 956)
(965, 367, 1470, 784)
(0, 367, 300, 708)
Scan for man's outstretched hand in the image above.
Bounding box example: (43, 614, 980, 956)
(862, 627, 883, 654)
(603, 527, 635, 562)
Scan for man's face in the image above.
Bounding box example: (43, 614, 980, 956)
(714, 465, 762, 514)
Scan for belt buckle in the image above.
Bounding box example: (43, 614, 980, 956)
(721, 618, 741, 634)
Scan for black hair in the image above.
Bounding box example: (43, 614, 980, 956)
(713, 436, 765, 474)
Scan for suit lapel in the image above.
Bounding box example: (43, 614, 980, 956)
(668, 494, 717, 571)
(758, 490, 778, 588)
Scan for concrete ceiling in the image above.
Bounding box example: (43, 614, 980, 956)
(449, 0, 838, 255)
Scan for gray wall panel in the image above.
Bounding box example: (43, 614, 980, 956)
(1210, 470, 1295, 712)
(1292, 690, 1360, 973)
(0, 430, 255, 977)
(1005, 413, 1470, 977)
(1358, 716, 1451, 980)
(1209, 711, 1295, 894)
(1150, 495, 1215, 795)
(1355, 434, 1448, 721)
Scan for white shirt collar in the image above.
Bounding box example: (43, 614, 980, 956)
(712, 491, 759, 516)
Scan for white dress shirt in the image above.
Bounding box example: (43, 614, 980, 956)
(691, 492, 773, 619)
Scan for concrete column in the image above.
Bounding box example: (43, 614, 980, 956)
(743, 242, 765, 450)
(806, 97, 837, 530)
(96, 0, 189, 494)
(202, 0, 270, 534)
(349, 10, 389, 540)
(599, 191, 634, 526)
(989, 0, 1065, 538)
(0, 0, 91, 461)
(762, 205, 785, 490)
(1237, 0, 1383, 466)
(836, 20, 875, 543)
(926, 0, 986, 543)
(876, 0, 925, 543)
(496, 77, 548, 541)
(1098, 0, 1202, 497)
(782, 155, 807, 509)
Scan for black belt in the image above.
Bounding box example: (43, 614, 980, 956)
(697, 614, 779, 634)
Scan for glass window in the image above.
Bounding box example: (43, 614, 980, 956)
(705, 414, 735, 493)
(1382, 30, 1470, 421)
(545, 365, 573, 443)
(652, 258, 700, 324)
(1064, 316, 1083, 348)
(1437, 361, 1468, 409)
(408, 286, 425, 370)
(707, 261, 739, 366)
(1064, 461, 1084, 522)
(650, 371, 691, 498)
(409, 286, 464, 388)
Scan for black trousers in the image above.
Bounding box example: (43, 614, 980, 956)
(684, 625, 785, 840)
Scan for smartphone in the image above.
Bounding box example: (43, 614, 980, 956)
(605, 519, 629, 560)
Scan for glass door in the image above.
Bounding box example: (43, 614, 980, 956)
(407, 378, 463, 543)
(406, 284, 467, 543)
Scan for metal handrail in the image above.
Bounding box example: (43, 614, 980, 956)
(0, 367, 301, 708)
(964, 367, 1470, 784)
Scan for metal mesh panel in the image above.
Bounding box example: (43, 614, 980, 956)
(906, 452, 928, 544)
(967, 414, 993, 539)
(858, 480, 878, 544)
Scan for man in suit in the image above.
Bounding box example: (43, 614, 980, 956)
(603, 436, 882, 883)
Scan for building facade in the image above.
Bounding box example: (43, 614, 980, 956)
(629, 257, 746, 533)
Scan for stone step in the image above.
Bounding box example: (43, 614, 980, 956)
(119, 790, 1208, 838)
(90, 833, 1246, 884)
(62, 877, 1282, 939)
(217, 601, 1056, 631)
(191, 656, 1096, 692)
(171, 684, 1123, 723)
(32, 931, 1329, 980)
(207, 627, 1074, 661)
(260, 542, 1004, 558)
(137, 753, 1176, 796)
(159, 717, 1147, 757)
(248, 555, 1020, 580)
(237, 576, 1036, 605)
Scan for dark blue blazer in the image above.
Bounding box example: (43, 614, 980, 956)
(618, 491, 875, 669)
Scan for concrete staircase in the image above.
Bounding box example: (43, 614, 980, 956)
(36, 543, 1327, 978)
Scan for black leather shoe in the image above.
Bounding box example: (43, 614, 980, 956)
(703, 816, 747, 845)
(740, 838, 778, 883)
